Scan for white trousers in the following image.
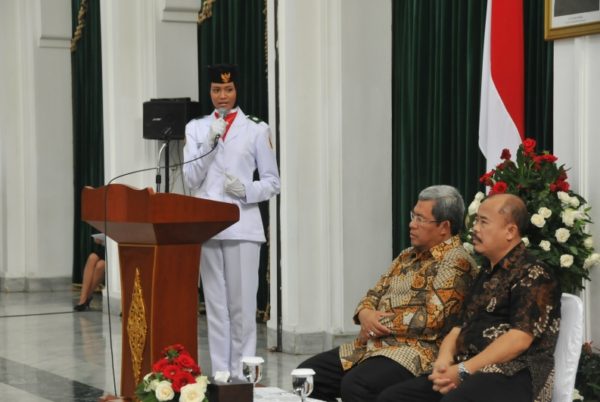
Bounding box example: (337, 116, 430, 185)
(200, 239, 261, 378)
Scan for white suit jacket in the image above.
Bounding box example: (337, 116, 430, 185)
(183, 108, 280, 242)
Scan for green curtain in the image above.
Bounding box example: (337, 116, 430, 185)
(197, 0, 268, 120)
(71, 0, 104, 283)
(524, 0, 553, 151)
(392, 1, 487, 254)
(197, 0, 270, 321)
(391, 0, 553, 254)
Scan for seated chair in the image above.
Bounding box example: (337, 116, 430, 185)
(552, 293, 584, 402)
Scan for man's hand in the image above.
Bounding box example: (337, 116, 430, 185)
(224, 173, 246, 198)
(208, 118, 227, 147)
(357, 309, 394, 339)
(429, 363, 459, 394)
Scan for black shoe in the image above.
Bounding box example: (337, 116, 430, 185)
(74, 297, 93, 312)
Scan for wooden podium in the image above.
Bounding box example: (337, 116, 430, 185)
(81, 184, 239, 399)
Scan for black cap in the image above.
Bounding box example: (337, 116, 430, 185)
(208, 64, 239, 86)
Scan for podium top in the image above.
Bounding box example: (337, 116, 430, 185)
(81, 184, 239, 245)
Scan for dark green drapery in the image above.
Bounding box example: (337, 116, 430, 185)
(392, 0, 553, 254)
(197, 0, 271, 321)
(524, 1, 553, 150)
(71, 0, 104, 283)
(197, 0, 268, 121)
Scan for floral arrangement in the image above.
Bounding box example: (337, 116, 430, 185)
(135, 344, 209, 402)
(574, 342, 600, 401)
(464, 138, 599, 293)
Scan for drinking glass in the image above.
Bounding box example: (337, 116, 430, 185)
(241, 356, 264, 392)
(291, 368, 315, 402)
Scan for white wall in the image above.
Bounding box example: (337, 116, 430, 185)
(269, 0, 392, 353)
(553, 34, 600, 344)
(0, 0, 73, 291)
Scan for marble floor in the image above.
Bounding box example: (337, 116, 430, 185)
(0, 290, 313, 402)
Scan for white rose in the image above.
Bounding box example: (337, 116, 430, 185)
(537, 207, 552, 219)
(195, 376, 209, 391)
(530, 214, 546, 228)
(474, 191, 485, 202)
(557, 191, 571, 204)
(522, 237, 530, 247)
(561, 209, 577, 227)
(539, 240, 551, 251)
(155, 381, 175, 401)
(142, 374, 154, 392)
(149, 379, 160, 392)
(584, 237, 594, 249)
(468, 199, 480, 216)
(555, 228, 571, 243)
(569, 196, 580, 208)
(560, 254, 574, 268)
(180, 383, 206, 402)
(584, 253, 600, 269)
(463, 242, 474, 254)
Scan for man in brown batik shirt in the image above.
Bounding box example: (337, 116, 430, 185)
(378, 193, 561, 402)
(297, 185, 478, 402)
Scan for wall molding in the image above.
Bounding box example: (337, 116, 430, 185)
(0, 277, 71, 292)
(37, 0, 71, 48)
(161, 0, 201, 23)
(267, 327, 357, 355)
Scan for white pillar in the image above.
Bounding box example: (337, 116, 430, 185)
(0, 0, 73, 291)
(553, 34, 600, 344)
(268, 0, 392, 353)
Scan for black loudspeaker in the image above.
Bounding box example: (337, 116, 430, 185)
(143, 98, 201, 140)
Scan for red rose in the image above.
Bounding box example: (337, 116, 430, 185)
(523, 138, 536, 153)
(152, 358, 169, 372)
(550, 179, 570, 192)
(479, 170, 495, 186)
(541, 154, 558, 163)
(490, 181, 508, 194)
(557, 180, 570, 192)
(162, 364, 182, 380)
(162, 343, 188, 358)
(171, 344, 186, 353)
(171, 371, 196, 393)
(175, 354, 198, 371)
(500, 148, 511, 160)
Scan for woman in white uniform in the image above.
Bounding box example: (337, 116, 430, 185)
(183, 64, 280, 378)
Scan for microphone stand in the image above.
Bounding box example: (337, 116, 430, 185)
(156, 141, 168, 193)
(164, 140, 170, 193)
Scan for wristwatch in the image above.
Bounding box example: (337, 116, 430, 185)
(458, 362, 471, 382)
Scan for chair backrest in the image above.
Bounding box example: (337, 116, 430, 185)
(552, 293, 584, 402)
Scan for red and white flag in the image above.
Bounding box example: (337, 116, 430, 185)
(478, 0, 524, 172)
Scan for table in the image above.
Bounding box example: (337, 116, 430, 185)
(255, 387, 323, 401)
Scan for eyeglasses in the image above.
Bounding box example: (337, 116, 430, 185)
(410, 211, 439, 225)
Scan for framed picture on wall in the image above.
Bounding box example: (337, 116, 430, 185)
(545, 0, 600, 40)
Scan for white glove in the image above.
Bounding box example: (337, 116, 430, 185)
(224, 173, 246, 198)
(207, 118, 227, 148)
